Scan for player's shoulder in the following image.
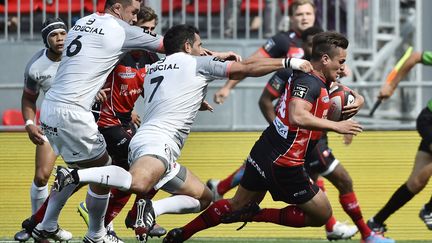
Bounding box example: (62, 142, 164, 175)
(25, 49, 48, 74)
(292, 71, 322, 85)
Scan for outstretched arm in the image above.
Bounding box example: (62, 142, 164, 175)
(378, 52, 422, 100)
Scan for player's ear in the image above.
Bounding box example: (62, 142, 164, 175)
(183, 41, 192, 54)
(322, 54, 330, 65)
(111, 3, 122, 16)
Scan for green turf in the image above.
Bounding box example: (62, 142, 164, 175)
(144, 238, 430, 243)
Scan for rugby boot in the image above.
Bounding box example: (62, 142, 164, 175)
(361, 232, 395, 243)
(53, 166, 79, 192)
(32, 223, 72, 242)
(125, 205, 166, 237)
(419, 205, 432, 230)
(206, 179, 222, 201)
(367, 218, 387, 234)
(163, 228, 185, 243)
(83, 233, 123, 243)
(134, 199, 156, 243)
(326, 221, 358, 241)
(77, 202, 90, 227)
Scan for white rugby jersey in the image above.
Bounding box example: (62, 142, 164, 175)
(45, 13, 163, 110)
(24, 49, 60, 95)
(139, 52, 233, 150)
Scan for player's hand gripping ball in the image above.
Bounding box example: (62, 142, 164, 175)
(327, 84, 356, 121)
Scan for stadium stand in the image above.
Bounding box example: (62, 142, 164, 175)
(186, 0, 224, 15)
(1, 109, 40, 126)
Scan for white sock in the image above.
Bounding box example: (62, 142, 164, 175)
(30, 182, 48, 214)
(41, 183, 77, 231)
(77, 165, 132, 191)
(153, 195, 201, 217)
(85, 187, 110, 240)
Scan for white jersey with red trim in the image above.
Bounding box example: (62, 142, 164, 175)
(44, 13, 163, 110)
(24, 49, 60, 95)
(138, 52, 232, 152)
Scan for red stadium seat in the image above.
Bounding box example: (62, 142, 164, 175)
(2, 109, 40, 126)
(38, 0, 83, 13)
(84, 0, 105, 13)
(162, 0, 183, 14)
(186, 0, 224, 15)
(241, 0, 265, 14)
(0, 0, 37, 14)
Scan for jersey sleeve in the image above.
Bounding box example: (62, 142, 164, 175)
(23, 50, 45, 95)
(289, 74, 321, 105)
(261, 32, 289, 58)
(195, 56, 233, 81)
(265, 69, 292, 97)
(421, 51, 432, 65)
(121, 22, 163, 53)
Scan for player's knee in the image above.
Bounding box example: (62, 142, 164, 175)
(34, 169, 52, 186)
(130, 180, 153, 194)
(336, 175, 353, 194)
(407, 178, 427, 194)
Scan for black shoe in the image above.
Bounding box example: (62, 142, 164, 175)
(14, 216, 38, 242)
(367, 218, 388, 234)
(53, 166, 79, 192)
(134, 199, 155, 243)
(419, 206, 432, 230)
(125, 209, 166, 238)
(163, 228, 184, 243)
(14, 229, 31, 242)
(220, 202, 261, 224)
(32, 223, 73, 242)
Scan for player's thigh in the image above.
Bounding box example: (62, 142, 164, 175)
(297, 189, 332, 226)
(129, 155, 166, 194)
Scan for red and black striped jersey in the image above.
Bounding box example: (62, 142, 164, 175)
(269, 70, 330, 167)
(97, 51, 159, 128)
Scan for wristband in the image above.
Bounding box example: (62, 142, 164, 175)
(283, 58, 291, 69)
(289, 58, 306, 70)
(25, 119, 34, 126)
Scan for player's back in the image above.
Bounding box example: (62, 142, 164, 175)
(139, 52, 230, 149)
(45, 13, 162, 110)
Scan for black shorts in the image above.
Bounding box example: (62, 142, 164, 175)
(417, 107, 432, 155)
(304, 134, 338, 177)
(99, 123, 136, 170)
(240, 131, 319, 205)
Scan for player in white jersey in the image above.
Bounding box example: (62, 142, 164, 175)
(14, 17, 72, 243)
(32, 1, 164, 243)
(52, 24, 312, 243)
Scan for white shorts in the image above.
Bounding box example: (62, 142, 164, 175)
(40, 100, 106, 163)
(128, 131, 181, 190)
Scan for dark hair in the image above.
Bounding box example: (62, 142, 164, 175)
(104, 0, 136, 9)
(288, 0, 315, 16)
(301, 26, 323, 42)
(138, 5, 158, 25)
(163, 24, 200, 55)
(41, 17, 67, 48)
(311, 31, 349, 61)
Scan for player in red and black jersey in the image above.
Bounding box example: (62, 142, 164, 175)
(163, 32, 397, 243)
(214, 0, 316, 103)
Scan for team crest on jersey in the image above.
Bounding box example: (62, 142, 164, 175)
(118, 68, 136, 79)
(292, 84, 308, 99)
(263, 39, 276, 52)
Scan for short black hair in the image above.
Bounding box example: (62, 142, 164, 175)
(105, 0, 135, 9)
(311, 31, 349, 61)
(301, 26, 324, 42)
(41, 17, 67, 48)
(163, 24, 200, 55)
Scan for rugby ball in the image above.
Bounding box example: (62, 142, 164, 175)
(327, 84, 355, 121)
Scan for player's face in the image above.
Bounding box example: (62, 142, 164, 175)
(323, 47, 347, 82)
(138, 19, 157, 33)
(119, 0, 141, 24)
(188, 33, 203, 56)
(47, 30, 67, 54)
(290, 4, 315, 33)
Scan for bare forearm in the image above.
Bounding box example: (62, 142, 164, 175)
(229, 58, 284, 80)
(21, 96, 37, 121)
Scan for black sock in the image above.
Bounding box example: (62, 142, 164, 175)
(374, 183, 415, 224)
(424, 196, 432, 211)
